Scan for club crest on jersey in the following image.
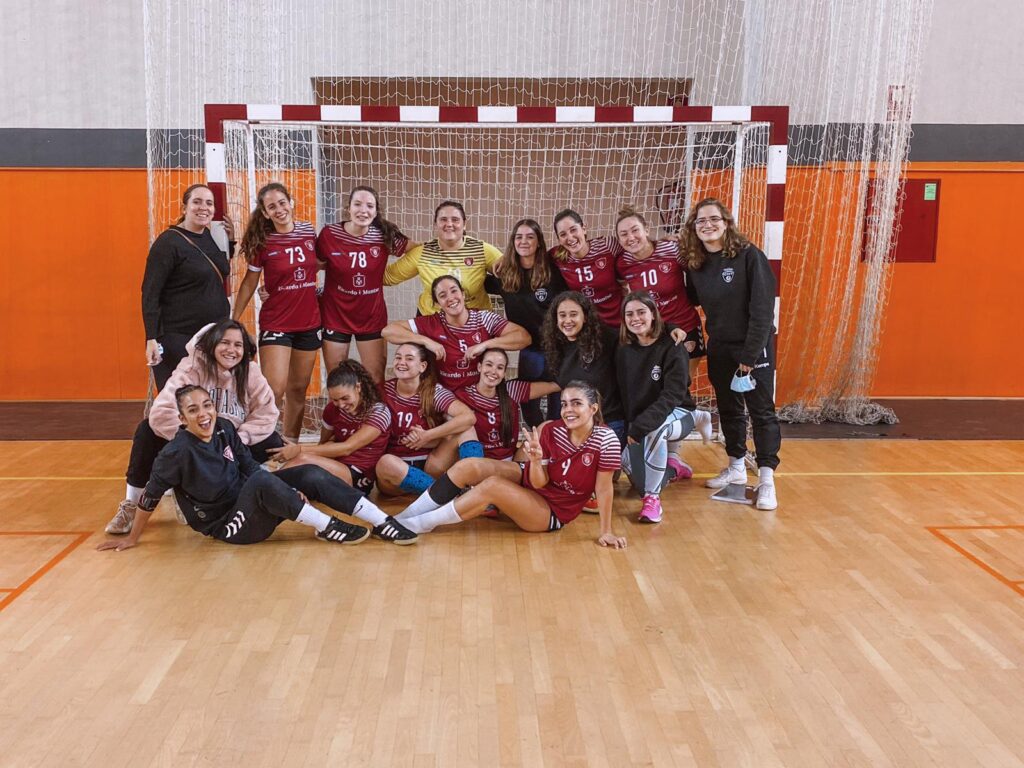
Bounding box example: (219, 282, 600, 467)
(464, 257, 474, 266)
(294, 266, 307, 282)
(457, 358, 469, 369)
(582, 452, 595, 466)
(370, 246, 381, 258)
(722, 267, 735, 284)
(353, 273, 366, 287)
(472, 332, 482, 343)
(659, 262, 673, 273)
(582, 286, 595, 298)
(596, 258, 607, 269)
(305, 240, 315, 251)
(223, 445, 235, 461)
(535, 288, 548, 302)
(651, 365, 662, 381)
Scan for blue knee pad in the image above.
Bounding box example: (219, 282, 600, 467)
(458, 440, 484, 459)
(399, 465, 434, 494)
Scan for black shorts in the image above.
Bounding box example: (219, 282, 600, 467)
(348, 466, 376, 495)
(401, 457, 428, 471)
(323, 328, 383, 344)
(258, 328, 322, 351)
(548, 512, 564, 532)
(685, 322, 707, 359)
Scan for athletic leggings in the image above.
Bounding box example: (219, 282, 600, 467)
(212, 465, 363, 545)
(126, 419, 283, 488)
(621, 408, 696, 495)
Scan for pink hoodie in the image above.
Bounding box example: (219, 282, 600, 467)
(148, 323, 279, 444)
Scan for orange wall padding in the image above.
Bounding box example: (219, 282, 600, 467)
(1, 164, 1022, 400)
(871, 164, 1024, 397)
(0, 169, 152, 400)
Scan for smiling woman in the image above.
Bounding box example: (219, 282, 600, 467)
(141, 183, 236, 390)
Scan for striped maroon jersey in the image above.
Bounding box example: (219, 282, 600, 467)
(616, 239, 699, 330)
(456, 379, 532, 460)
(321, 400, 392, 474)
(248, 222, 320, 332)
(381, 379, 457, 459)
(409, 310, 508, 390)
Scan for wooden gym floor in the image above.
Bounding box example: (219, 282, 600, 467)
(1, 438, 1023, 767)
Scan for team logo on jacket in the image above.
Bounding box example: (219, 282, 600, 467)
(582, 452, 595, 467)
(651, 365, 662, 381)
(353, 273, 366, 287)
(722, 267, 735, 284)
(464, 257, 475, 266)
(535, 288, 548, 302)
(294, 266, 307, 282)
(223, 445, 235, 461)
(305, 240, 315, 251)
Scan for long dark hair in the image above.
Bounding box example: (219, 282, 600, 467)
(495, 218, 553, 292)
(619, 291, 666, 346)
(240, 182, 291, 263)
(478, 349, 515, 448)
(173, 184, 213, 226)
(563, 379, 605, 426)
(346, 185, 406, 253)
(541, 291, 604, 373)
(398, 343, 444, 428)
(194, 319, 257, 410)
(680, 197, 751, 270)
(326, 359, 381, 422)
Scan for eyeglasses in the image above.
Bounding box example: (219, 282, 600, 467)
(694, 216, 724, 226)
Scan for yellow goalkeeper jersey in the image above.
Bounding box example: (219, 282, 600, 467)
(384, 236, 502, 315)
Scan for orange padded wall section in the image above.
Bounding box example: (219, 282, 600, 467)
(871, 164, 1024, 397)
(0, 169, 151, 400)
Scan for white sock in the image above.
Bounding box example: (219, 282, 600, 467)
(351, 497, 388, 526)
(758, 467, 775, 486)
(396, 489, 441, 520)
(729, 456, 745, 472)
(125, 485, 144, 504)
(403, 501, 462, 534)
(295, 503, 331, 532)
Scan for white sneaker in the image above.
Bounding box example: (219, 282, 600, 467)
(755, 483, 778, 511)
(692, 409, 713, 444)
(705, 464, 747, 489)
(105, 500, 137, 535)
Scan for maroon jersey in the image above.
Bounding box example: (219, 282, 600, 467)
(317, 223, 408, 335)
(321, 400, 392, 475)
(456, 379, 532, 460)
(616, 239, 700, 331)
(524, 420, 621, 524)
(248, 222, 320, 332)
(381, 379, 458, 459)
(552, 236, 624, 327)
(409, 310, 509, 390)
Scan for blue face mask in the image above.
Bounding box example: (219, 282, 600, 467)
(730, 369, 757, 393)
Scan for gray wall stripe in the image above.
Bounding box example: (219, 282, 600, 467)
(1, 125, 1022, 168)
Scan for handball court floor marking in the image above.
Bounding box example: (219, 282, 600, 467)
(0, 531, 92, 612)
(927, 525, 1024, 598)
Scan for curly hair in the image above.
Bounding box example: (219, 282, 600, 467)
(194, 319, 257, 411)
(240, 182, 292, 264)
(326, 359, 381, 422)
(541, 291, 604, 374)
(495, 218, 553, 293)
(679, 197, 751, 270)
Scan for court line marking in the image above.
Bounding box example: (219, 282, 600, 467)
(2, 471, 1024, 482)
(926, 525, 1024, 598)
(0, 531, 93, 613)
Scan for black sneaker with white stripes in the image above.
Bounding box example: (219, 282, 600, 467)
(316, 517, 370, 545)
(371, 516, 419, 545)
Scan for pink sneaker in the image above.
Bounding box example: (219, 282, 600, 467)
(666, 456, 693, 482)
(638, 494, 663, 524)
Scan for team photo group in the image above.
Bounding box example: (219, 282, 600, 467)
(98, 181, 781, 555)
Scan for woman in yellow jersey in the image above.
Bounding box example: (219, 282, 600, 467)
(384, 200, 502, 314)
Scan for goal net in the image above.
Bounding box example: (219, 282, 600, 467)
(215, 108, 780, 435)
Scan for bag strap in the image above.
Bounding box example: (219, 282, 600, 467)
(170, 228, 226, 283)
